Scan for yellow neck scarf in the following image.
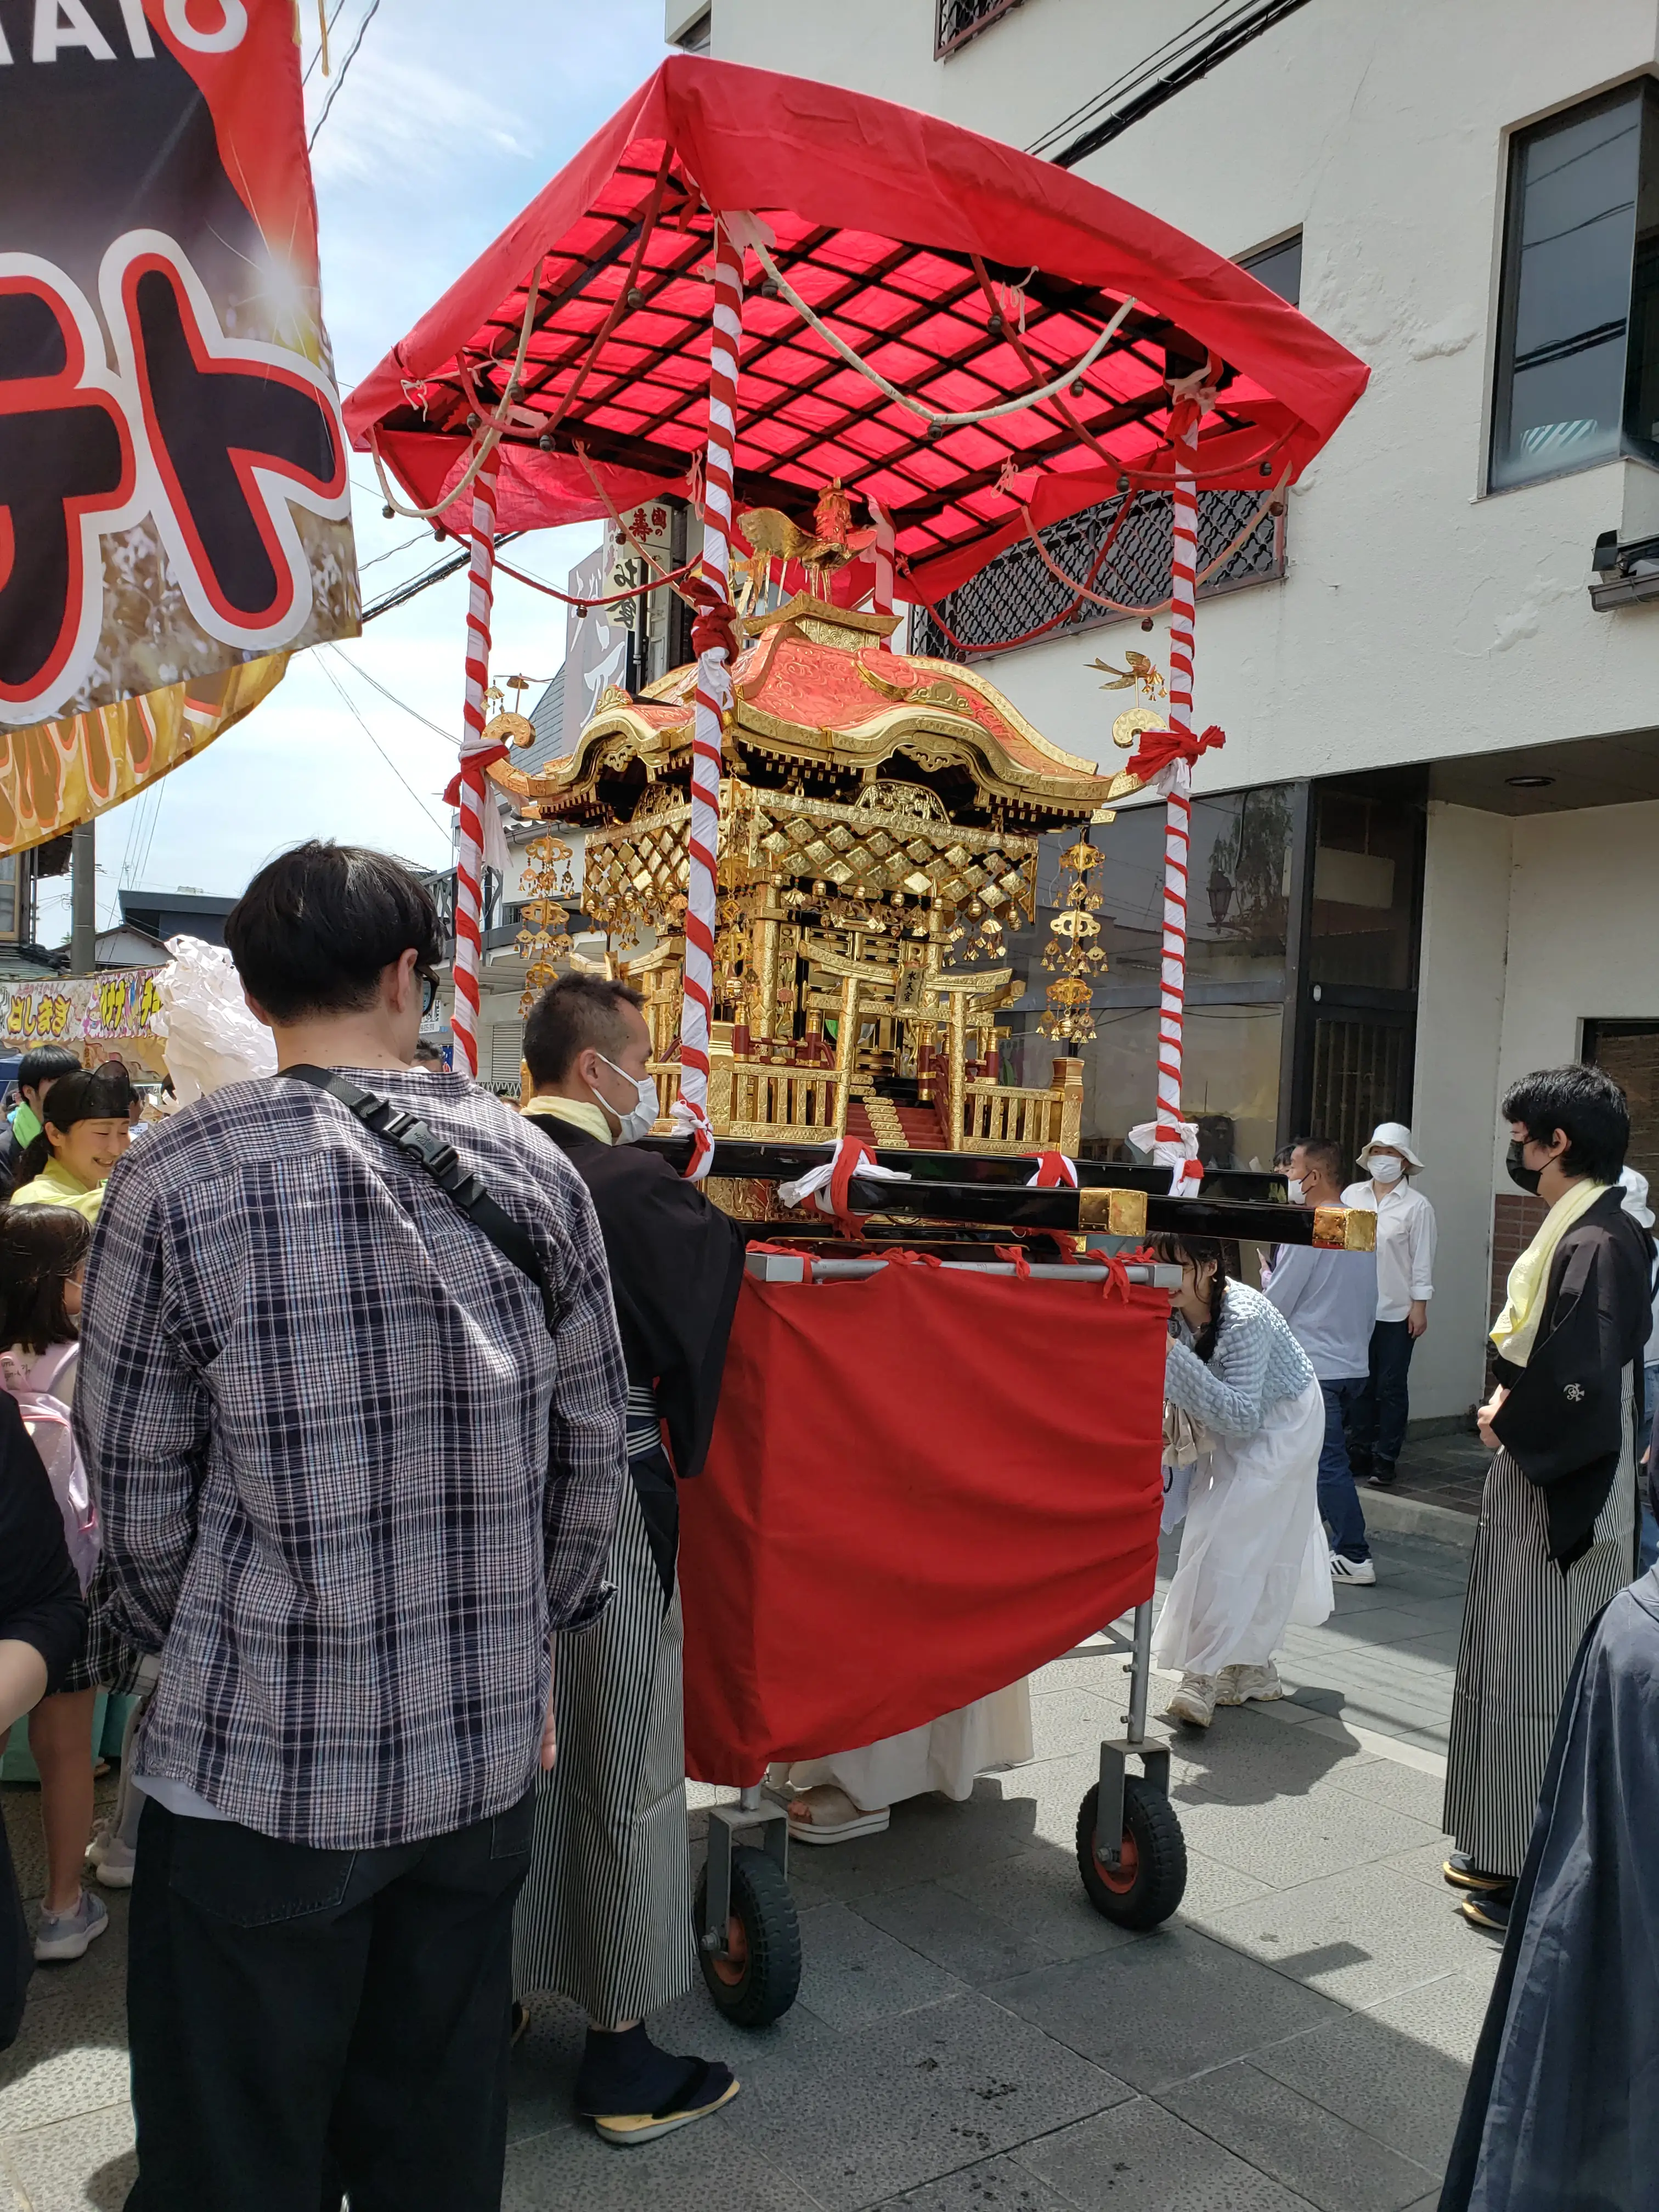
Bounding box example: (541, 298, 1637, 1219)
(1489, 1176, 1606, 1367)
(521, 1094, 614, 1146)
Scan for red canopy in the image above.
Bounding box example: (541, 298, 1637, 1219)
(346, 55, 1367, 600)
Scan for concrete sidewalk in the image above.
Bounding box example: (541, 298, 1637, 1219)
(1, 1530, 1493, 2211)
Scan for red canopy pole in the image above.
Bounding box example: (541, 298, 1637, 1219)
(1154, 397, 1205, 1193)
(675, 221, 744, 1178)
(451, 449, 500, 1080)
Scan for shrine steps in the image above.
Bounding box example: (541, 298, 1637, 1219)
(844, 1101, 950, 1151)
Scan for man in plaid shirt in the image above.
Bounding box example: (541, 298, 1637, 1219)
(75, 842, 627, 2212)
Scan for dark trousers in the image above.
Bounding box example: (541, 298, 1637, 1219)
(1318, 1375, 1370, 1562)
(1348, 1318, 1414, 1473)
(125, 1787, 535, 2212)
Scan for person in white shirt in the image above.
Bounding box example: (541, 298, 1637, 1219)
(1262, 1137, 1380, 1583)
(1341, 1124, 1436, 1492)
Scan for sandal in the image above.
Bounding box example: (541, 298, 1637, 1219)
(587, 2058, 741, 2146)
(783, 1783, 891, 1847)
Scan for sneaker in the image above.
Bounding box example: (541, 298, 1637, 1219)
(1367, 1462, 1397, 1489)
(1460, 1888, 1513, 1934)
(33, 1889, 109, 1963)
(1329, 1551, 1377, 1585)
(1442, 1853, 1510, 1894)
(85, 1821, 137, 1889)
(1162, 1672, 1218, 1728)
(1216, 1661, 1284, 1707)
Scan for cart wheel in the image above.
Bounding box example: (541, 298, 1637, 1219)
(1075, 1775, 1187, 1929)
(695, 1846, 802, 2028)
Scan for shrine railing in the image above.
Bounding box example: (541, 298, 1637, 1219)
(911, 485, 1283, 661)
(957, 1059, 1084, 1155)
(725, 1063, 841, 1140)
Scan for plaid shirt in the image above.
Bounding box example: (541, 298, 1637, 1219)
(74, 1068, 627, 1850)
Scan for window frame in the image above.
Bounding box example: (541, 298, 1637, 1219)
(935, 0, 1025, 61)
(1489, 78, 1659, 493)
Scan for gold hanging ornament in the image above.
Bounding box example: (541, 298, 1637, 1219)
(516, 834, 575, 1015)
(1037, 837, 1107, 1043)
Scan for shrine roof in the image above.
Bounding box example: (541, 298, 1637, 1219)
(346, 56, 1368, 603)
(490, 595, 1119, 822)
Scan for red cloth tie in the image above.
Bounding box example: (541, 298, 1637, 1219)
(441, 744, 509, 805)
(1125, 720, 1226, 785)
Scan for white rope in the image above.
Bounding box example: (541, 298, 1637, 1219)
(745, 233, 1136, 429)
(368, 269, 543, 523)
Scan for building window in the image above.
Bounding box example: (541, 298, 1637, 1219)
(1240, 232, 1302, 306)
(910, 484, 1283, 661)
(665, 3, 710, 52)
(1582, 1017, 1659, 1182)
(1492, 82, 1659, 490)
(936, 0, 1023, 60)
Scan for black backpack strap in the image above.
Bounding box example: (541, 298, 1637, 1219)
(279, 1065, 558, 1332)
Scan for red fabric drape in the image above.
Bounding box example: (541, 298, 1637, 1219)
(680, 1263, 1168, 1784)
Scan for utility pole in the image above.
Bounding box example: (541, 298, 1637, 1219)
(70, 820, 97, 974)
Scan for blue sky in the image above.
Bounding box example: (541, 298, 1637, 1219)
(41, 0, 669, 943)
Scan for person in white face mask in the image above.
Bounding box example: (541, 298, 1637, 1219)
(1341, 1124, 1436, 1491)
(515, 977, 750, 2145)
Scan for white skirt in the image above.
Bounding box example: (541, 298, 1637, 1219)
(1153, 1376, 1331, 1678)
(784, 1680, 1034, 1814)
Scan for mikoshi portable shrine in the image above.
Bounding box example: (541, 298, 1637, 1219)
(348, 53, 1374, 2024)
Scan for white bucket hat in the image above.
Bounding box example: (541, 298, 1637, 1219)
(1619, 1167, 1655, 1229)
(1357, 1121, 1424, 1173)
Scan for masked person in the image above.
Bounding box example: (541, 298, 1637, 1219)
(512, 976, 748, 2146)
(1341, 1123, 1437, 1489)
(1442, 1064, 1650, 1934)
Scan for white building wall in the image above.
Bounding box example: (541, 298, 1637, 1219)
(709, 0, 1659, 788)
(1410, 804, 1513, 1420)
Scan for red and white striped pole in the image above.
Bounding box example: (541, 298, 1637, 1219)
(1155, 396, 1204, 1193)
(868, 494, 895, 648)
(675, 222, 744, 1178)
(450, 448, 499, 1081)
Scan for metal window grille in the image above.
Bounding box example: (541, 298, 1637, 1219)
(935, 0, 1024, 60)
(1307, 1017, 1414, 1176)
(910, 487, 1283, 662)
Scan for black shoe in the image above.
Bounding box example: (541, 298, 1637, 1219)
(1461, 1889, 1513, 1934)
(1443, 1852, 1509, 1894)
(577, 2024, 740, 2147)
(1348, 1448, 1374, 1481)
(1367, 1462, 1396, 1488)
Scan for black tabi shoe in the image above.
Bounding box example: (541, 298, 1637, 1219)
(577, 2023, 741, 2147)
(1442, 1853, 1510, 1894)
(1460, 1888, 1513, 1934)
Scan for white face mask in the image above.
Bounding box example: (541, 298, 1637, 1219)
(590, 1051, 659, 1145)
(1369, 1153, 1404, 1184)
(1285, 1176, 1306, 1204)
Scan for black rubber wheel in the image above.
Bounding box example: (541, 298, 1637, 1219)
(1075, 1774, 1188, 1929)
(695, 1845, 802, 2027)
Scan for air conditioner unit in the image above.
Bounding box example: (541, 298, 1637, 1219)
(1589, 527, 1659, 610)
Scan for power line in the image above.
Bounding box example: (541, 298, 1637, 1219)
(359, 530, 523, 622)
(308, 0, 382, 150)
(318, 659, 452, 838)
(1029, 0, 1317, 169)
(358, 527, 440, 575)
(322, 645, 455, 741)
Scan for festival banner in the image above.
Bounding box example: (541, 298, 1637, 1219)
(2, 967, 165, 1048)
(0, 0, 357, 850)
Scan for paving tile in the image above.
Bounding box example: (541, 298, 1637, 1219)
(1200, 1863, 1475, 2008)
(1251, 1972, 1488, 2161)
(1013, 2094, 1321, 2210)
(860, 1877, 1079, 1987)
(1381, 1838, 1457, 1891)
(503, 2107, 820, 2210)
(785, 1790, 1037, 1903)
(1, 2098, 136, 2211)
(1028, 1689, 1118, 1764)
(881, 2151, 1082, 2209)
(1321, 1758, 1448, 1826)
(938, 1844, 1139, 1967)
(787, 1901, 970, 2030)
(1161, 2058, 1438, 2211)
(1163, 1718, 1365, 1811)
(987, 1926, 1343, 2093)
(724, 1990, 1130, 2210)
(1165, 1783, 1441, 1889)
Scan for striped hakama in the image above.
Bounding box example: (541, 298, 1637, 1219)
(1444, 1380, 1637, 1880)
(512, 1439, 695, 2025)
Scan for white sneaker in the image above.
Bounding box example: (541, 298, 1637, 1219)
(1163, 1672, 1218, 1728)
(1329, 1551, 1377, 1586)
(86, 1821, 137, 1889)
(1216, 1662, 1284, 1706)
(33, 1889, 109, 1962)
